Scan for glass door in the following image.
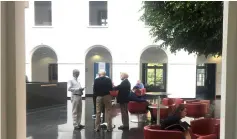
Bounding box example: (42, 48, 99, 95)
(142, 63, 167, 92)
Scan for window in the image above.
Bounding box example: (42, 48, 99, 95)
(34, 1, 52, 26)
(89, 1, 108, 26)
(196, 64, 206, 86)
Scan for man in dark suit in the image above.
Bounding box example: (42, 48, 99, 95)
(93, 71, 113, 132)
(114, 72, 131, 130)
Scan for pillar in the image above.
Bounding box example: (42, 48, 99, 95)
(221, 1, 237, 139)
(0, 1, 26, 139)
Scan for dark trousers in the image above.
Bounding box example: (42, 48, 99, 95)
(93, 95, 105, 122)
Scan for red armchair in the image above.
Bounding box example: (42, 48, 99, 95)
(128, 101, 148, 122)
(198, 134, 217, 139)
(152, 107, 169, 120)
(162, 98, 175, 106)
(144, 125, 184, 139)
(110, 90, 119, 97)
(190, 118, 220, 138)
(186, 103, 206, 118)
(139, 88, 146, 96)
(173, 98, 184, 105)
(186, 100, 200, 104)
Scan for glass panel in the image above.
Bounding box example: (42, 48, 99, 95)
(147, 69, 155, 85)
(197, 69, 205, 86)
(34, 1, 52, 26)
(89, 1, 108, 26)
(155, 68, 164, 88)
(147, 63, 163, 66)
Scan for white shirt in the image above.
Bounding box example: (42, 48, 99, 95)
(68, 77, 83, 95)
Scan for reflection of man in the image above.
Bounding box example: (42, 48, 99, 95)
(94, 71, 113, 132)
(68, 69, 85, 130)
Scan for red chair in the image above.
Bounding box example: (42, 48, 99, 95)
(173, 98, 184, 105)
(162, 98, 175, 106)
(152, 107, 169, 119)
(190, 118, 220, 138)
(144, 125, 184, 139)
(110, 90, 119, 97)
(140, 88, 146, 96)
(186, 100, 200, 103)
(198, 134, 217, 139)
(186, 103, 206, 118)
(128, 101, 148, 122)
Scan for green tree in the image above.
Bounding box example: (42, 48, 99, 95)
(140, 1, 223, 56)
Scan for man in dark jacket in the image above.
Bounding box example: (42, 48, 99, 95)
(93, 71, 113, 132)
(114, 72, 131, 130)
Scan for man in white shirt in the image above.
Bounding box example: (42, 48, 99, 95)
(68, 69, 85, 130)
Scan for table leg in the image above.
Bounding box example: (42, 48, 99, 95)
(157, 96, 161, 125)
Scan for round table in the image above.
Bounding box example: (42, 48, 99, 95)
(146, 92, 171, 125)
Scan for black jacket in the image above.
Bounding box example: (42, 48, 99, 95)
(114, 79, 131, 104)
(93, 76, 113, 97)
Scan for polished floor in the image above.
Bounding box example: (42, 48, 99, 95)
(27, 98, 220, 139)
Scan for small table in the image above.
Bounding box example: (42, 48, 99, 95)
(146, 92, 171, 125)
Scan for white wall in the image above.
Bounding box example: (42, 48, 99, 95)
(25, 0, 198, 98)
(32, 57, 57, 82)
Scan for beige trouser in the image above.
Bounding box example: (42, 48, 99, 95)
(71, 95, 82, 127)
(120, 103, 129, 127)
(95, 95, 112, 130)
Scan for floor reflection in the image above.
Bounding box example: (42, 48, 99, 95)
(27, 98, 220, 139)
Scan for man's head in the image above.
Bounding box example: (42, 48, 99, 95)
(137, 80, 141, 84)
(98, 70, 106, 77)
(73, 69, 80, 78)
(120, 72, 128, 80)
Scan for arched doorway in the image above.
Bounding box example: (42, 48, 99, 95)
(140, 46, 168, 92)
(31, 46, 58, 82)
(85, 45, 112, 95)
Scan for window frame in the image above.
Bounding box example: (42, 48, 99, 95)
(88, 1, 108, 28)
(33, 1, 53, 28)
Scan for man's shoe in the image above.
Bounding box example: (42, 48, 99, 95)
(118, 125, 129, 130)
(94, 129, 100, 132)
(92, 115, 96, 119)
(74, 126, 81, 130)
(106, 129, 113, 132)
(78, 125, 85, 129)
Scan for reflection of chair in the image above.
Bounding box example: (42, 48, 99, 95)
(186, 103, 206, 118)
(128, 101, 148, 122)
(190, 118, 220, 139)
(144, 125, 184, 139)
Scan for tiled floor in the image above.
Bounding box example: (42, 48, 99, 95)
(26, 98, 220, 139)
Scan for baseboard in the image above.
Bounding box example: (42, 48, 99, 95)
(216, 95, 221, 99)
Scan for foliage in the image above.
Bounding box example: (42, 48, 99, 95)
(140, 1, 223, 56)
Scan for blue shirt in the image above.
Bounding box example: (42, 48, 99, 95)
(136, 83, 144, 89)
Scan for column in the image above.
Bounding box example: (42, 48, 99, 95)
(0, 1, 26, 139)
(221, 1, 237, 139)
